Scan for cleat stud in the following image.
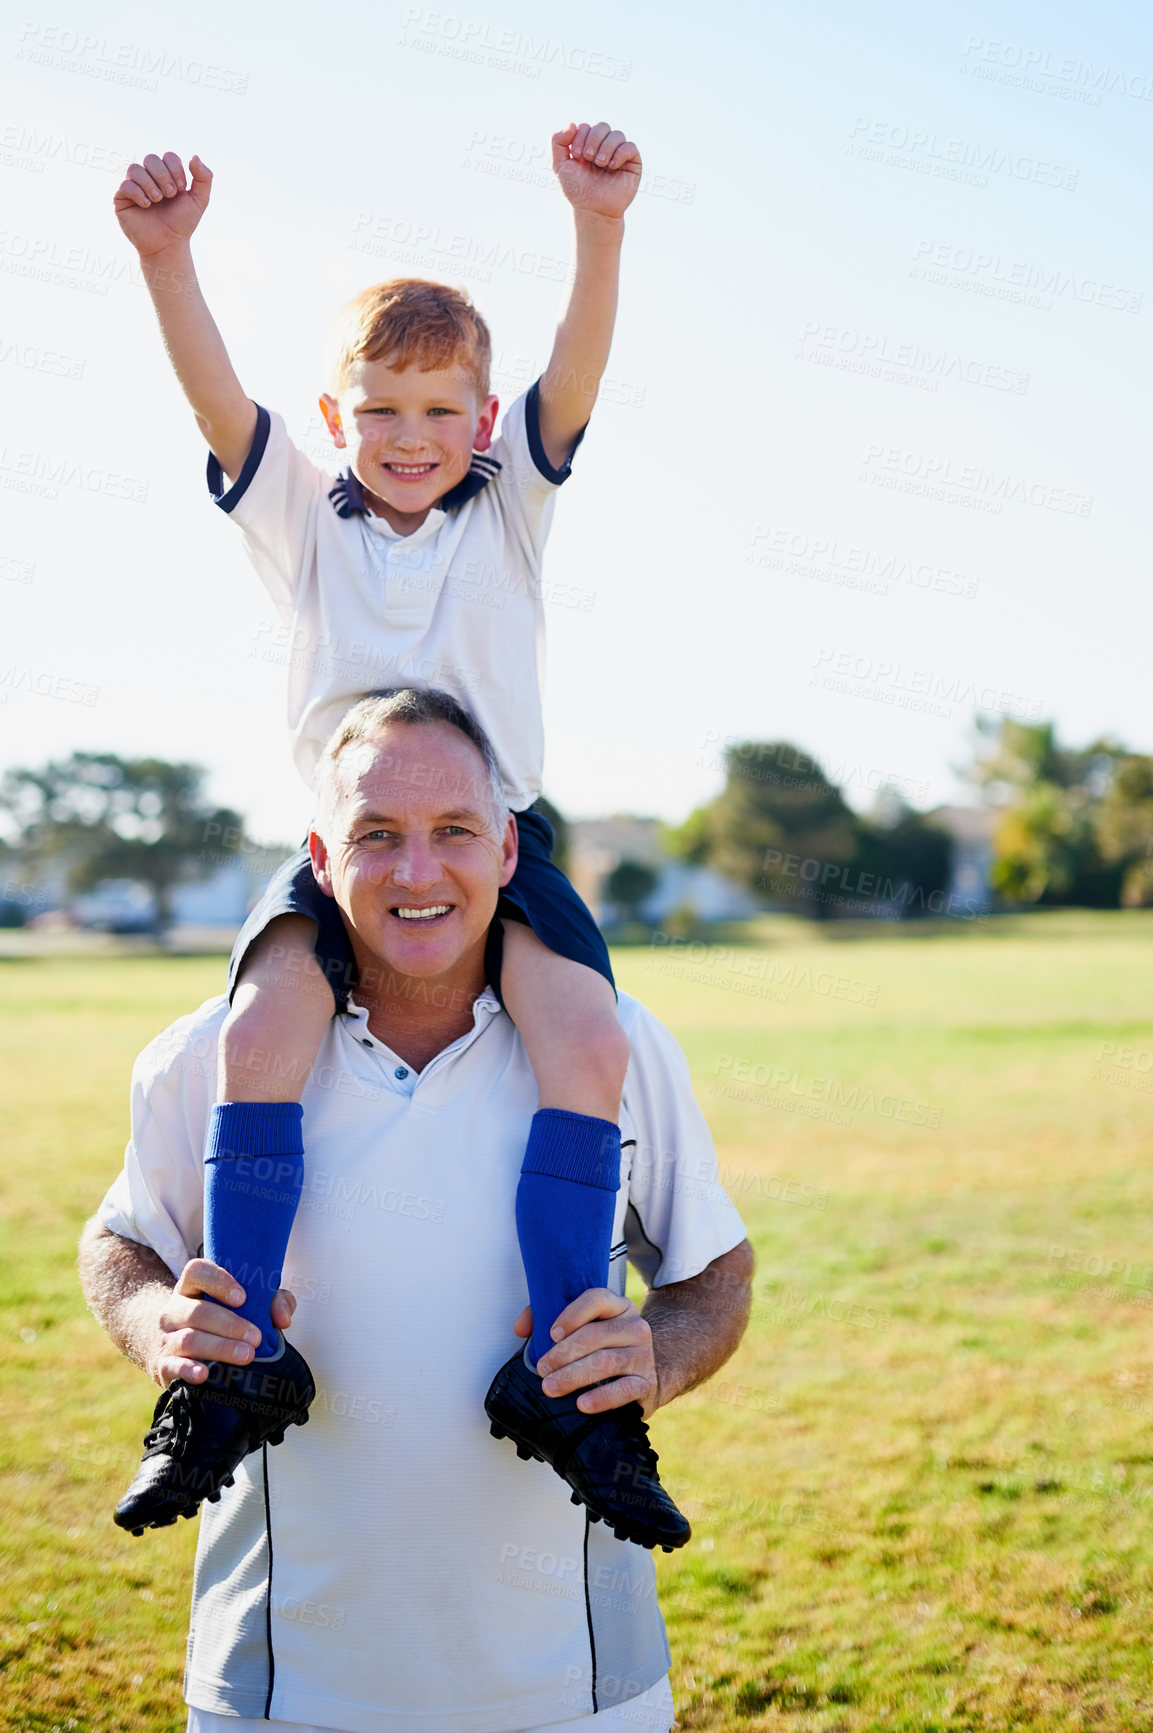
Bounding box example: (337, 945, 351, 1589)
(570, 1492, 582, 1505)
(268, 1431, 284, 1447)
(132, 1528, 144, 1538)
(490, 1423, 506, 1440)
(515, 1444, 533, 1460)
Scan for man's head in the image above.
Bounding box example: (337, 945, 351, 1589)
(309, 689, 516, 994)
(319, 280, 498, 525)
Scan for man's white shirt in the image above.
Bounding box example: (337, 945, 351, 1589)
(98, 993, 746, 1733)
(215, 389, 572, 807)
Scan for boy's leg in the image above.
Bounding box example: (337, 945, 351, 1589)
(499, 920, 629, 1366)
(220, 912, 335, 1100)
(207, 915, 335, 1357)
(487, 924, 690, 1550)
(115, 914, 331, 1535)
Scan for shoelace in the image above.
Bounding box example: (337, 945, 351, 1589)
(141, 1383, 195, 1461)
(583, 1383, 660, 1464)
(606, 1410, 660, 1474)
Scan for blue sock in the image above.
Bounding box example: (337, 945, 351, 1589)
(203, 1102, 305, 1358)
(515, 1109, 622, 1368)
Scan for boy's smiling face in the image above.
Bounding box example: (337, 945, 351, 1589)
(319, 356, 498, 535)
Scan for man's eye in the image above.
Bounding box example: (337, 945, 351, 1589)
(362, 829, 393, 841)
(441, 825, 472, 837)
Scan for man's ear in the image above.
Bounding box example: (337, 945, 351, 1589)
(319, 394, 346, 449)
(309, 828, 337, 898)
(499, 812, 518, 888)
(473, 395, 499, 454)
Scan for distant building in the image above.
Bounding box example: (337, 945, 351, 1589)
(169, 852, 286, 926)
(568, 817, 757, 926)
(28, 846, 288, 937)
(71, 879, 157, 933)
(928, 805, 999, 912)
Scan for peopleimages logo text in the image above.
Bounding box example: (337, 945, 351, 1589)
(16, 23, 249, 92)
(911, 239, 1141, 313)
(961, 36, 1153, 102)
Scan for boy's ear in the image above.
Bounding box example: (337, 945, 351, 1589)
(319, 394, 346, 449)
(473, 395, 499, 453)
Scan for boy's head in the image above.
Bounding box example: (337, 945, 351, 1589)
(320, 280, 498, 528)
(327, 279, 492, 397)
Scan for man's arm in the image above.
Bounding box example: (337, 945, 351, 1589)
(642, 1239, 756, 1410)
(537, 121, 642, 470)
(78, 1218, 289, 1390)
(517, 1238, 755, 1420)
(113, 151, 256, 481)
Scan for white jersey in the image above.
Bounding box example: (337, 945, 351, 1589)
(211, 385, 578, 808)
(187, 1674, 676, 1733)
(98, 992, 746, 1733)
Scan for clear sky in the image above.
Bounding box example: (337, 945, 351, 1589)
(1, 0, 1149, 846)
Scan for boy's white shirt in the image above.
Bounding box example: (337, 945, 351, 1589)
(214, 389, 573, 808)
(98, 991, 747, 1733)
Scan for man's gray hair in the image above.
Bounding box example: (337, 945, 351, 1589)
(313, 688, 508, 826)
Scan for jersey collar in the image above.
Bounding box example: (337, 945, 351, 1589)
(341, 987, 504, 1075)
(343, 987, 502, 1040)
(328, 453, 502, 520)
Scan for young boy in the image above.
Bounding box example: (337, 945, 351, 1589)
(110, 127, 689, 1552)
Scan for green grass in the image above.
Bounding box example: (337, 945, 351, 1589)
(6, 914, 1153, 1728)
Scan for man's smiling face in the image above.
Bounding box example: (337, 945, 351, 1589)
(309, 721, 516, 992)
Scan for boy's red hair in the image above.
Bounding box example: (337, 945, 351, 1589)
(328, 279, 492, 395)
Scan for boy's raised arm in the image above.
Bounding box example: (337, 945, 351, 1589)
(114, 151, 257, 483)
(538, 122, 642, 471)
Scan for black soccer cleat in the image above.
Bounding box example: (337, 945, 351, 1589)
(484, 1349, 691, 1552)
(114, 1337, 315, 1535)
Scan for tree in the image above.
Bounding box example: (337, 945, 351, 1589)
(689, 741, 858, 915)
(605, 857, 658, 923)
(665, 741, 957, 919)
(988, 783, 1097, 903)
(0, 753, 244, 931)
(662, 803, 712, 867)
(531, 793, 569, 875)
(1094, 753, 1153, 906)
(969, 719, 1124, 907)
(851, 805, 952, 915)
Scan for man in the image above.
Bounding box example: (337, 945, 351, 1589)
(79, 690, 754, 1733)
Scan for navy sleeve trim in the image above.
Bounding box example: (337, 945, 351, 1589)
(206, 404, 271, 514)
(524, 378, 586, 485)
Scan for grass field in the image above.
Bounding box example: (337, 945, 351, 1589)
(4, 911, 1153, 1730)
